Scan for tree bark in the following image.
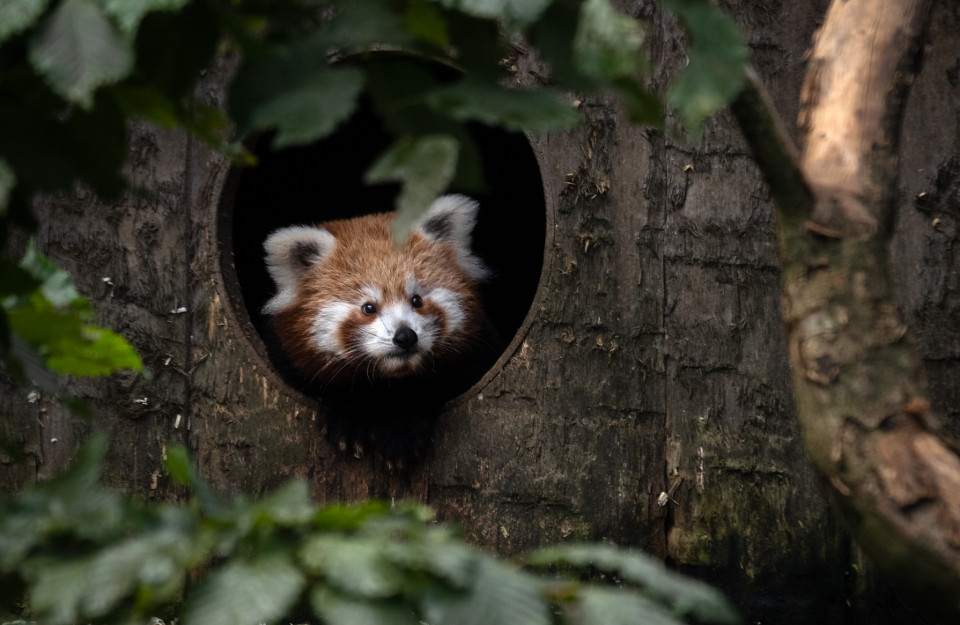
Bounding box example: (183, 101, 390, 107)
(2, 1, 960, 623)
(734, 0, 960, 618)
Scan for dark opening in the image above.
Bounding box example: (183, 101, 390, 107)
(220, 83, 546, 395)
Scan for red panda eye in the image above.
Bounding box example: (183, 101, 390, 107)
(410, 294, 423, 308)
(361, 303, 377, 316)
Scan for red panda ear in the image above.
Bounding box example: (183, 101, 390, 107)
(413, 195, 491, 281)
(262, 226, 336, 314)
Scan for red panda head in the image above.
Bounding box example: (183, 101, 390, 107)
(262, 195, 490, 383)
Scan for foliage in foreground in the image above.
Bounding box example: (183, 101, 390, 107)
(0, 437, 740, 625)
(0, 0, 746, 383)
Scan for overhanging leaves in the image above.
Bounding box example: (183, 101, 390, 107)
(183, 556, 306, 625)
(665, 0, 747, 132)
(426, 78, 581, 132)
(528, 544, 740, 624)
(96, 0, 190, 36)
(27, 0, 134, 108)
(364, 135, 459, 241)
(422, 558, 550, 625)
(433, 0, 552, 28)
(574, 0, 645, 79)
(0, 0, 49, 44)
(230, 52, 364, 148)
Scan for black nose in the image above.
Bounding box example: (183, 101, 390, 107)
(393, 326, 418, 350)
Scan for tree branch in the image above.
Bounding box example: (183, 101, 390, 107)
(731, 0, 960, 619)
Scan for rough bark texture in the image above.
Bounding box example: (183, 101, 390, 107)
(782, 0, 960, 618)
(1, 1, 959, 623)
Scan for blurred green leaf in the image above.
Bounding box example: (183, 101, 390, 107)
(183, 556, 305, 625)
(247, 479, 314, 526)
(301, 535, 406, 598)
(426, 79, 581, 132)
(528, 544, 740, 624)
(164, 444, 194, 487)
(312, 588, 421, 625)
(318, 1, 413, 50)
(613, 78, 664, 126)
(0, 0, 49, 45)
(28, 556, 98, 625)
(577, 587, 684, 625)
(27, 0, 134, 108)
(17, 239, 82, 309)
(382, 529, 476, 589)
(665, 0, 747, 133)
(365, 135, 459, 241)
(433, 0, 551, 28)
(422, 559, 549, 625)
(230, 51, 364, 147)
(112, 85, 181, 127)
(313, 501, 396, 531)
(404, 1, 449, 48)
(574, 0, 645, 79)
(6, 306, 142, 375)
(95, 0, 190, 36)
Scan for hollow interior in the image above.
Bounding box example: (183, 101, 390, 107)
(224, 97, 546, 394)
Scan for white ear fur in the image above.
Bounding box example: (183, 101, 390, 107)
(262, 226, 336, 314)
(413, 194, 490, 281)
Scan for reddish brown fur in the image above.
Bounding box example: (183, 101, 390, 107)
(272, 212, 483, 383)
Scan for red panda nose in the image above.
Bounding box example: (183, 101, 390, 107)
(393, 326, 419, 350)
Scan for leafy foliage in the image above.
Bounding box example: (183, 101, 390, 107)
(0, 438, 741, 625)
(0, 0, 746, 382)
(1, 240, 141, 379)
(665, 0, 748, 132)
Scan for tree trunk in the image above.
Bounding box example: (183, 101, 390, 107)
(2, 1, 959, 623)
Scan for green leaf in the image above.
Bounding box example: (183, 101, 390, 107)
(95, 0, 190, 36)
(300, 535, 406, 598)
(28, 556, 98, 625)
(6, 308, 143, 375)
(27, 0, 134, 108)
(112, 85, 180, 127)
(183, 556, 305, 625)
(364, 135, 459, 241)
(312, 501, 395, 531)
(382, 531, 477, 589)
(16, 239, 83, 309)
(404, 1, 449, 48)
(432, 0, 552, 28)
(425, 79, 581, 132)
(230, 52, 364, 147)
(45, 324, 143, 375)
(248, 479, 314, 526)
(665, 0, 747, 133)
(318, 1, 414, 50)
(577, 587, 685, 625)
(0, 0, 49, 44)
(164, 445, 194, 487)
(311, 587, 422, 625)
(613, 78, 664, 126)
(574, 0, 645, 79)
(528, 544, 740, 624)
(421, 559, 549, 625)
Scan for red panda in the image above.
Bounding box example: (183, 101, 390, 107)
(262, 195, 499, 465)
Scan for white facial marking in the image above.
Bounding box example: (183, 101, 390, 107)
(428, 287, 465, 332)
(310, 301, 354, 354)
